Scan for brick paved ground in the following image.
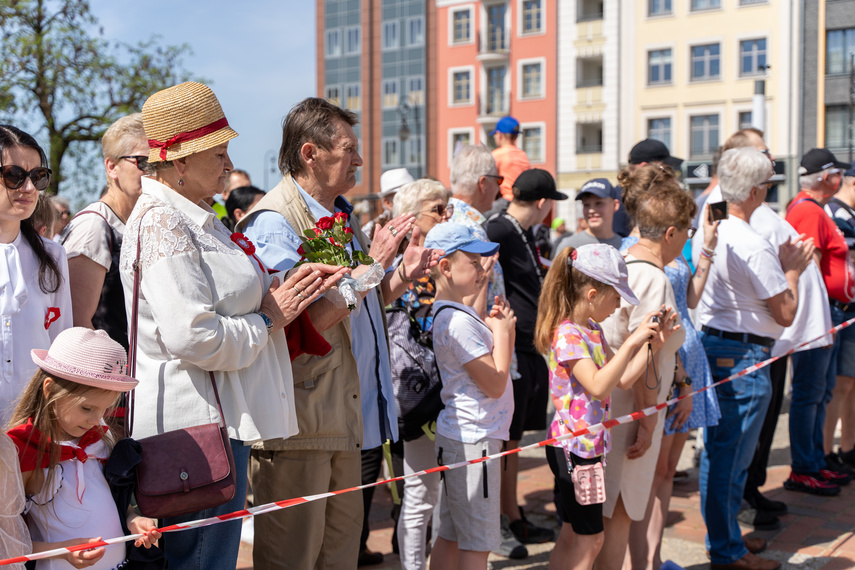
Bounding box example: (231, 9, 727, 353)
(237, 400, 855, 569)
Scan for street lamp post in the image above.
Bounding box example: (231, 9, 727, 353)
(398, 99, 422, 178)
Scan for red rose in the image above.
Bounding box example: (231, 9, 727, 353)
(317, 217, 335, 230)
(297, 244, 306, 256)
(343, 227, 353, 235)
(313, 228, 322, 236)
(334, 212, 349, 223)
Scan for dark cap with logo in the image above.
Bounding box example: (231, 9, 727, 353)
(799, 148, 850, 176)
(628, 139, 684, 171)
(577, 178, 617, 200)
(512, 169, 568, 201)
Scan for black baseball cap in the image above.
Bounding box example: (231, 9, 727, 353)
(799, 148, 850, 176)
(512, 169, 568, 201)
(628, 139, 684, 171)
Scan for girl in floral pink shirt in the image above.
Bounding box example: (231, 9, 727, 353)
(534, 244, 677, 570)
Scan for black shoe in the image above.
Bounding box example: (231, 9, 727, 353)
(826, 452, 855, 478)
(508, 508, 555, 544)
(357, 549, 384, 567)
(839, 446, 855, 468)
(737, 507, 780, 530)
(746, 490, 787, 516)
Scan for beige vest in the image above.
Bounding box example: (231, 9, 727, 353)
(237, 173, 385, 451)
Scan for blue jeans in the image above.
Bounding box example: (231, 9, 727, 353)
(789, 303, 842, 473)
(162, 438, 251, 570)
(699, 334, 772, 565)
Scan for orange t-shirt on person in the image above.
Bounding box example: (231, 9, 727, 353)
(492, 144, 531, 201)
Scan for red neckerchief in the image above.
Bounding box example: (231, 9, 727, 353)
(7, 418, 108, 473)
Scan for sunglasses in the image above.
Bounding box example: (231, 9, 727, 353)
(1, 165, 52, 191)
(420, 203, 454, 218)
(121, 155, 149, 172)
(483, 174, 505, 185)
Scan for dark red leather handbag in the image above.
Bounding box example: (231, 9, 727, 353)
(125, 210, 236, 519)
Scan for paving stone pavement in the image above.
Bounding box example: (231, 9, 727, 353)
(237, 401, 855, 569)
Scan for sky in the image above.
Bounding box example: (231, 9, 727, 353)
(90, 0, 318, 190)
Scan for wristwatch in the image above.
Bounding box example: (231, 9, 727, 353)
(258, 311, 274, 335)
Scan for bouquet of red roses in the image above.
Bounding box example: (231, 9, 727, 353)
(296, 212, 384, 310)
(296, 212, 374, 268)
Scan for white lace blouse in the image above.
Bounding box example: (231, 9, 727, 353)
(119, 178, 298, 443)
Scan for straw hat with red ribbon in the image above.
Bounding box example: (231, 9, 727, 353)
(142, 81, 238, 163)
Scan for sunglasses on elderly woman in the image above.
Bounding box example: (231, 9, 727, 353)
(1, 165, 52, 191)
(121, 155, 149, 172)
(420, 203, 454, 218)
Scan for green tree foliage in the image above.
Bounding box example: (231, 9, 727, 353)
(0, 0, 197, 194)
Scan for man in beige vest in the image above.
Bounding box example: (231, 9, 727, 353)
(238, 97, 441, 570)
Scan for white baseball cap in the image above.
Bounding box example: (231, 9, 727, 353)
(570, 244, 639, 305)
(379, 168, 415, 198)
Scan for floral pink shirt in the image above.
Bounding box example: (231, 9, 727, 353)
(548, 319, 610, 459)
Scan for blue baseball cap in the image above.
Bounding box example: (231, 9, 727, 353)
(424, 223, 499, 258)
(845, 162, 855, 178)
(489, 116, 520, 136)
(577, 178, 617, 200)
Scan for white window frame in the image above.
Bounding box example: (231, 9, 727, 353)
(482, 63, 510, 115)
(640, 108, 678, 157)
(738, 37, 767, 77)
(344, 25, 361, 55)
(345, 83, 361, 112)
(647, 47, 674, 86)
(520, 122, 546, 163)
(382, 21, 400, 51)
(382, 137, 400, 167)
(517, 57, 546, 100)
(517, 0, 546, 37)
(687, 111, 722, 159)
(448, 127, 476, 167)
(406, 136, 424, 167)
(407, 76, 425, 106)
(481, 1, 510, 52)
(647, 117, 673, 150)
(690, 0, 722, 11)
(647, 0, 672, 17)
(449, 4, 475, 46)
(406, 16, 425, 47)
(382, 79, 399, 109)
(448, 65, 475, 107)
(325, 29, 342, 58)
(689, 41, 722, 82)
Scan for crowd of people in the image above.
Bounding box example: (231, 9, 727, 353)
(0, 79, 854, 570)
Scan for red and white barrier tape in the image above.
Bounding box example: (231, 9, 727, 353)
(4, 316, 853, 566)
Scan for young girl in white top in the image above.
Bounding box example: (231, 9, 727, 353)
(6, 327, 160, 569)
(533, 244, 677, 570)
(0, 125, 72, 426)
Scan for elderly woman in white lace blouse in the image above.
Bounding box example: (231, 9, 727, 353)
(119, 82, 347, 570)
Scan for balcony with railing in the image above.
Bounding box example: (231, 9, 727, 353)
(577, 123, 603, 155)
(476, 28, 509, 63)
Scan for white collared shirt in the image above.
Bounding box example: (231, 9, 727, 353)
(119, 178, 298, 443)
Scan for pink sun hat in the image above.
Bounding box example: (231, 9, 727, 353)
(31, 328, 138, 392)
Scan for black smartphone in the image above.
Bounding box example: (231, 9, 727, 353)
(708, 201, 728, 223)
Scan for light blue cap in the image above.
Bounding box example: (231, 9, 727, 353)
(424, 223, 499, 258)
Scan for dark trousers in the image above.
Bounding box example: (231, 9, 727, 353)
(361, 446, 385, 552)
(744, 356, 788, 500)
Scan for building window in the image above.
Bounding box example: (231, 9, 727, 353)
(577, 123, 603, 153)
(738, 111, 753, 130)
(383, 138, 399, 166)
(486, 66, 507, 114)
(826, 106, 853, 152)
(690, 114, 720, 159)
(325, 30, 341, 58)
(345, 84, 361, 112)
(452, 130, 472, 152)
(521, 62, 542, 99)
(740, 0, 766, 4)
(827, 29, 855, 75)
(382, 21, 399, 50)
(648, 49, 672, 85)
(691, 0, 720, 10)
(407, 77, 424, 106)
(325, 86, 341, 107)
(407, 17, 424, 46)
(648, 0, 672, 16)
(407, 137, 423, 165)
(577, 0, 604, 21)
(522, 126, 543, 162)
(452, 8, 472, 44)
(691, 43, 721, 81)
(382, 80, 399, 109)
(740, 39, 767, 76)
(521, 0, 542, 34)
(452, 70, 472, 105)
(648, 118, 672, 150)
(345, 26, 360, 55)
(487, 3, 507, 51)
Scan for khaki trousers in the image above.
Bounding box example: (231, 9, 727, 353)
(250, 448, 362, 570)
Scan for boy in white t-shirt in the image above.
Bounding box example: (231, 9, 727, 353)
(424, 223, 516, 570)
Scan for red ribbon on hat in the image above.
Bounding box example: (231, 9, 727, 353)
(148, 117, 230, 160)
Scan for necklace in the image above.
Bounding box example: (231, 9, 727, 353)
(635, 241, 664, 269)
(100, 195, 127, 224)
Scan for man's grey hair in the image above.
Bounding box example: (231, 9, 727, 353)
(450, 145, 496, 198)
(799, 167, 836, 190)
(718, 147, 772, 203)
(392, 179, 450, 218)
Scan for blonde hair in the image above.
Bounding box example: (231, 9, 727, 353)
(392, 179, 451, 218)
(7, 370, 118, 496)
(534, 247, 613, 354)
(101, 113, 145, 183)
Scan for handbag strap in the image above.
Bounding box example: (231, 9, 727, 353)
(125, 207, 228, 437)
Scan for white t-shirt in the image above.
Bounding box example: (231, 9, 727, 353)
(697, 216, 789, 339)
(61, 201, 125, 270)
(752, 203, 833, 354)
(433, 301, 513, 443)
